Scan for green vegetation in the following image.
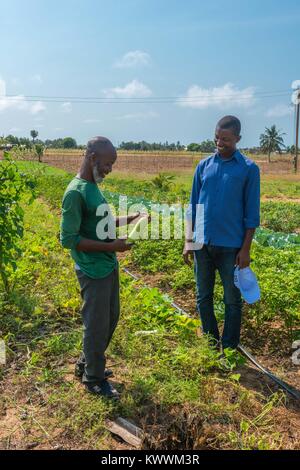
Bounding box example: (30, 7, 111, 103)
(187, 140, 215, 152)
(1, 135, 79, 150)
(0, 197, 290, 449)
(34, 144, 44, 163)
(30, 129, 39, 144)
(119, 140, 186, 151)
(0, 158, 299, 449)
(9, 161, 299, 343)
(260, 201, 300, 232)
(259, 125, 286, 163)
(0, 154, 37, 295)
(260, 176, 300, 199)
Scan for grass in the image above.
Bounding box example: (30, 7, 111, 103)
(260, 201, 300, 232)
(104, 170, 300, 201)
(260, 175, 300, 200)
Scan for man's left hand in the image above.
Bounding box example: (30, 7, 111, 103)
(235, 248, 251, 268)
(128, 212, 140, 223)
(129, 212, 151, 224)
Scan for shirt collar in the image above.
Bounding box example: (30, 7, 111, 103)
(214, 149, 242, 163)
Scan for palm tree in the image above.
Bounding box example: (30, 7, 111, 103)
(259, 125, 286, 163)
(30, 129, 38, 144)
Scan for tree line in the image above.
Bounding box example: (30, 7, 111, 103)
(119, 140, 186, 151)
(0, 131, 79, 149)
(0, 126, 298, 163)
(118, 139, 217, 152)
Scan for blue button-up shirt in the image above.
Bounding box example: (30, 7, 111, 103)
(190, 150, 260, 248)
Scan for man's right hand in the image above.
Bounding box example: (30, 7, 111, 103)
(183, 243, 194, 266)
(111, 238, 133, 252)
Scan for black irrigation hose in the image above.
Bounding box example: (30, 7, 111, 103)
(123, 267, 300, 401)
(237, 345, 300, 401)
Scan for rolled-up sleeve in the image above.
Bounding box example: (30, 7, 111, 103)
(244, 163, 260, 229)
(60, 191, 83, 249)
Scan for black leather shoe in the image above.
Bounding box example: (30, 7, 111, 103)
(74, 363, 113, 380)
(85, 380, 120, 400)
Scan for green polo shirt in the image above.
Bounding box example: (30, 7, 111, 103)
(60, 177, 117, 279)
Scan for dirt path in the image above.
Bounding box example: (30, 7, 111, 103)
(0, 358, 134, 450)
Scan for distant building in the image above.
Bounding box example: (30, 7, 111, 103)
(0, 143, 17, 150)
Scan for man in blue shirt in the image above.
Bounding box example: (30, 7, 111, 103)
(183, 116, 260, 350)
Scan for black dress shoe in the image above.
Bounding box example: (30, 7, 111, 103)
(85, 380, 120, 400)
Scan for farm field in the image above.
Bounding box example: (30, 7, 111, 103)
(43, 152, 296, 175)
(43, 148, 295, 163)
(0, 159, 300, 450)
(1, 148, 295, 175)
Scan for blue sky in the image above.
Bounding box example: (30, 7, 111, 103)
(1, 0, 299, 146)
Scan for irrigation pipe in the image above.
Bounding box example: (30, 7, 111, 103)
(122, 266, 300, 401)
(237, 345, 300, 401)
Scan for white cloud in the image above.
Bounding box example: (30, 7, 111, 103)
(0, 94, 27, 112)
(0, 77, 46, 114)
(178, 83, 256, 109)
(9, 127, 22, 133)
(116, 111, 159, 120)
(114, 50, 151, 68)
(265, 104, 293, 118)
(30, 101, 46, 114)
(103, 80, 152, 98)
(0, 78, 26, 111)
(61, 102, 72, 113)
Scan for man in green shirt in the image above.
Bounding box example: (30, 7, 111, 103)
(60, 136, 140, 399)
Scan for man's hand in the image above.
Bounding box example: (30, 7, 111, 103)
(183, 242, 194, 266)
(128, 211, 151, 224)
(128, 211, 141, 223)
(235, 248, 251, 268)
(111, 238, 133, 252)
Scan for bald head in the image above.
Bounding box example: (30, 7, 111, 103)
(85, 136, 117, 183)
(86, 136, 116, 159)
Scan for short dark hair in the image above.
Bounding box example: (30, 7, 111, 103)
(216, 115, 241, 136)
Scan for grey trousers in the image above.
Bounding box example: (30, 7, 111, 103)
(75, 267, 120, 384)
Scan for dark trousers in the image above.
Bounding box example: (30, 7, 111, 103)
(76, 268, 120, 383)
(194, 245, 242, 349)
